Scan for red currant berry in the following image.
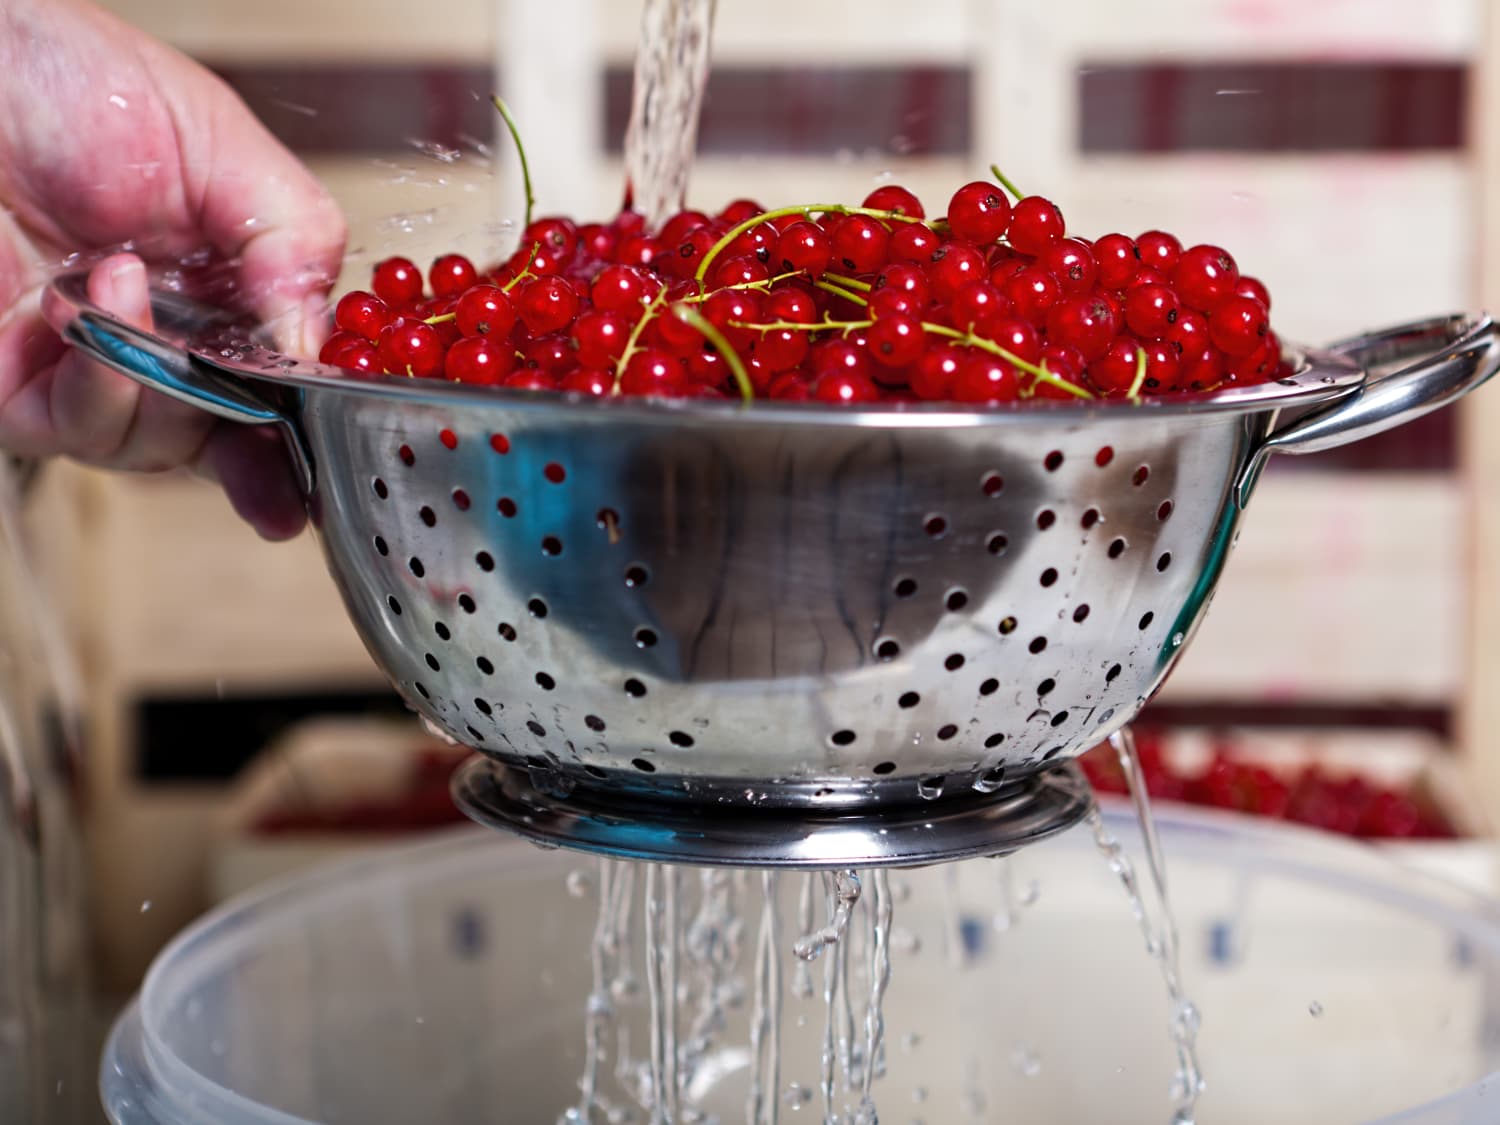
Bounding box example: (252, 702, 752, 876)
(1007, 196, 1066, 255)
(951, 353, 1021, 403)
(863, 184, 926, 219)
(336, 341, 380, 375)
(950, 281, 1009, 331)
(659, 210, 713, 247)
(504, 369, 560, 392)
(611, 209, 646, 237)
(810, 339, 871, 383)
(560, 367, 613, 396)
(814, 370, 881, 405)
(430, 254, 479, 299)
(775, 221, 833, 277)
(1087, 336, 1145, 396)
(769, 372, 812, 401)
(946, 181, 1012, 244)
(1173, 245, 1240, 312)
(516, 276, 581, 336)
(614, 234, 663, 269)
(865, 313, 925, 368)
(1092, 233, 1139, 290)
(981, 316, 1042, 365)
(455, 285, 518, 338)
(911, 345, 963, 400)
(1208, 294, 1270, 357)
(873, 262, 932, 308)
(1035, 343, 1086, 399)
(727, 221, 780, 263)
(372, 257, 424, 306)
(717, 198, 765, 226)
(703, 288, 764, 352)
(685, 347, 728, 386)
(1124, 284, 1181, 339)
(831, 215, 891, 274)
(1167, 308, 1209, 354)
(318, 330, 363, 366)
(335, 291, 391, 341)
(1178, 345, 1226, 390)
(711, 254, 771, 289)
(1127, 266, 1168, 290)
(445, 336, 512, 384)
(621, 349, 688, 397)
(592, 265, 662, 317)
(1047, 296, 1118, 361)
(577, 223, 615, 261)
(1136, 231, 1183, 273)
(755, 328, 809, 372)
(1234, 274, 1271, 312)
(522, 217, 579, 261)
(1138, 339, 1181, 394)
(1002, 267, 1062, 322)
(867, 287, 921, 319)
(1227, 334, 1279, 384)
(925, 241, 987, 302)
(377, 318, 444, 378)
(523, 334, 577, 375)
(765, 284, 818, 324)
(661, 227, 719, 280)
(1041, 238, 1098, 295)
(572, 310, 630, 367)
(889, 223, 940, 264)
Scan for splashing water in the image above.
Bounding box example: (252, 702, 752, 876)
(623, 0, 718, 228)
(1090, 728, 1205, 1124)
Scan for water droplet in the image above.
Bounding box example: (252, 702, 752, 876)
(1020, 880, 1040, 906)
(409, 138, 463, 163)
(1309, 1000, 1324, 1017)
(566, 869, 593, 898)
(783, 1083, 813, 1107)
(1172, 632, 1185, 647)
(917, 776, 945, 800)
(414, 1015, 425, 1025)
(108, 94, 129, 110)
(900, 1031, 922, 1053)
(139, 900, 152, 913)
(1011, 1045, 1042, 1077)
(911, 1085, 928, 1103)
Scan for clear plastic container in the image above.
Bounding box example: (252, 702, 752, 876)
(102, 805, 1500, 1124)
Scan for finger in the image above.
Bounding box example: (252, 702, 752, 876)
(193, 423, 307, 541)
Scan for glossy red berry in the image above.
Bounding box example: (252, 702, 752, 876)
(925, 241, 987, 302)
(1087, 336, 1145, 396)
(592, 265, 662, 317)
(659, 210, 713, 247)
(1041, 238, 1098, 295)
(866, 313, 925, 368)
(755, 328, 809, 371)
(455, 285, 517, 338)
(1209, 294, 1270, 357)
(1167, 308, 1209, 354)
(560, 367, 613, 396)
(662, 227, 719, 280)
(572, 310, 630, 367)
(445, 336, 511, 384)
(516, 276, 581, 336)
(377, 318, 444, 378)
(911, 345, 963, 399)
(814, 370, 881, 404)
(334, 291, 391, 341)
(868, 287, 921, 319)
(863, 184, 926, 219)
(702, 288, 764, 352)
(950, 281, 1009, 332)
(430, 254, 479, 298)
(765, 284, 818, 324)
(873, 262, 932, 307)
(889, 223, 941, 264)
(372, 257, 424, 306)
(980, 316, 1042, 365)
(946, 181, 1011, 244)
(1234, 275, 1271, 312)
(523, 217, 579, 261)
(831, 215, 891, 274)
(1136, 231, 1183, 274)
(523, 334, 577, 375)
(776, 221, 833, 277)
(1002, 267, 1062, 322)
(1047, 296, 1118, 361)
(1178, 345, 1227, 390)
(1173, 245, 1240, 312)
(810, 339, 871, 383)
(621, 349, 688, 397)
(1037, 343, 1086, 399)
(951, 353, 1021, 403)
(1124, 284, 1181, 339)
(727, 221, 780, 263)
(335, 340, 380, 375)
(615, 234, 663, 269)
(1006, 196, 1066, 255)
(1092, 233, 1138, 289)
(577, 223, 615, 261)
(769, 372, 812, 400)
(504, 369, 560, 392)
(318, 330, 363, 366)
(717, 199, 765, 226)
(1138, 339, 1181, 393)
(711, 255, 770, 289)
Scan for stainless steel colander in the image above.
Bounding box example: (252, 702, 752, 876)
(47, 271, 1500, 866)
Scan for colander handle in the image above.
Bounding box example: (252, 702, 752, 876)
(42, 270, 316, 493)
(1235, 313, 1500, 506)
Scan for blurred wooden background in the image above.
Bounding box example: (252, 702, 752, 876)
(64, 0, 1488, 986)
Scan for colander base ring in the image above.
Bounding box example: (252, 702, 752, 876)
(451, 756, 1093, 869)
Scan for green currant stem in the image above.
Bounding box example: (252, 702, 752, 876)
(729, 317, 874, 334)
(989, 164, 1027, 201)
(1127, 345, 1148, 400)
(695, 203, 927, 285)
(672, 305, 754, 404)
(812, 278, 872, 306)
(923, 324, 1093, 399)
(501, 243, 544, 293)
(612, 288, 668, 394)
(676, 270, 801, 306)
(424, 312, 456, 326)
(492, 96, 535, 229)
(822, 272, 872, 292)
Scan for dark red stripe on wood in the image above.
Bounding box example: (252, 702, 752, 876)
(1140, 701, 1452, 740)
